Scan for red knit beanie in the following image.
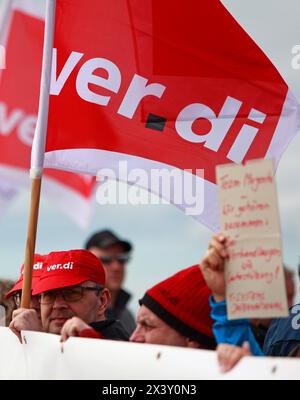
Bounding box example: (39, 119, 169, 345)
(139, 265, 215, 348)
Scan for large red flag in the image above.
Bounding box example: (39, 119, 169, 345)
(0, 0, 96, 227)
(33, 0, 300, 230)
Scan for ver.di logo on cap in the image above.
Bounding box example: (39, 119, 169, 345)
(47, 262, 74, 272)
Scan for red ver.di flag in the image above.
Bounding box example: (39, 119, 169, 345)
(33, 0, 300, 231)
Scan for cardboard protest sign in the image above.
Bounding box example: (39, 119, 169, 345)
(216, 159, 289, 319)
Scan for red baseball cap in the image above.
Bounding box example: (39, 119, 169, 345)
(32, 249, 106, 295)
(5, 254, 46, 299)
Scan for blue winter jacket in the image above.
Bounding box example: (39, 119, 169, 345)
(210, 296, 263, 356)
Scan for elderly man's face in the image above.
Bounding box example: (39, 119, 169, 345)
(89, 244, 128, 293)
(40, 282, 108, 334)
(129, 305, 188, 346)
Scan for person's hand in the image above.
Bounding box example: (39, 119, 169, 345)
(9, 308, 42, 343)
(199, 233, 228, 302)
(217, 342, 251, 373)
(60, 317, 91, 342)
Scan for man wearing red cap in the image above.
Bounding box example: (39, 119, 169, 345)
(9, 250, 129, 342)
(129, 265, 216, 348)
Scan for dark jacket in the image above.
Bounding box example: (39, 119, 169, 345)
(105, 289, 136, 335)
(263, 304, 300, 356)
(251, 323, 269, 349)
(89, 319, 130, 341)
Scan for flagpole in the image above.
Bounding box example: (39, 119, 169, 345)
(21, 0, 56, 308)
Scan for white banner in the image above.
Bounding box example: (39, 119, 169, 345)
(0, 327, 299, 380)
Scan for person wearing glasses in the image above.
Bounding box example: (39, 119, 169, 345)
(9, 249, 129, 342)
(85, 230, 136, 334)
(5, 254, 46, 319)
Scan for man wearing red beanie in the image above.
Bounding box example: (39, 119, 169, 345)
(9, 250, 129, 342)
(130, 265, 216, 349)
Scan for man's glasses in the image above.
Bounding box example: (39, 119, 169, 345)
(40, 285, 103, 305)
(99, 254, 130, 265)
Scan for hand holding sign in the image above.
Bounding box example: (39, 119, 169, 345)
(199, 233, 229, 302)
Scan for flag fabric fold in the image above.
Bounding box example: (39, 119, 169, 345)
(32, 0, 300, 230)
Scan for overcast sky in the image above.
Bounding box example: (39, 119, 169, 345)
(0, 0, 300, 313)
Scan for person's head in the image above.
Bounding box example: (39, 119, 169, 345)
(32, 250, 110, 334)
(0, 279, 16, 326)
(130, 265, 216, 349)
(85, 230, 132, 294)
(5, 254, 46, 315)
(251, 266, 296, 332)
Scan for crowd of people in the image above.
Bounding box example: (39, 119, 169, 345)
(0, 229, 299, 374)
